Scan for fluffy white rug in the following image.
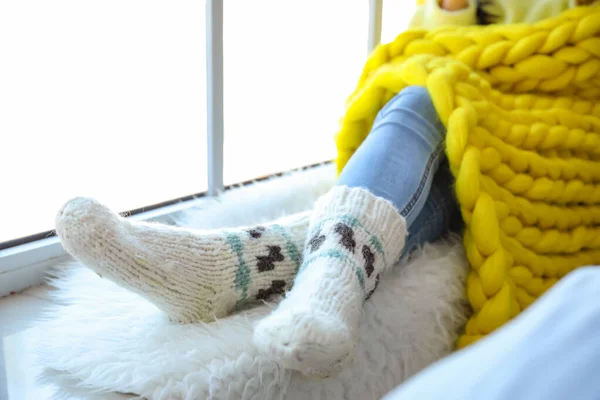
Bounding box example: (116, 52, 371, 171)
(33, 165, 471, 400)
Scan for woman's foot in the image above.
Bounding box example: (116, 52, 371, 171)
(253, 187, 407, 377)
(55, 197, 309, 323)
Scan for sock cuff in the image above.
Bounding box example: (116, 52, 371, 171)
(312, 186, 407, 265)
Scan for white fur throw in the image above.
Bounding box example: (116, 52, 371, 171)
(33, 166, 470, 399)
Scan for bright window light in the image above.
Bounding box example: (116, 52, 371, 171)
(222, 0, 368, 185)
(0, 1, 207, 243)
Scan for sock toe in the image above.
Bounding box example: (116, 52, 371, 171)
(55, 197, 126, 262)
(57, 197, 119, 224)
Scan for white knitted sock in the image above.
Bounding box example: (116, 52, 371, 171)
(253, 186, 407, 378)
(55, 197, 309, 323)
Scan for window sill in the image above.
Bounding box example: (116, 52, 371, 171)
(0, 163, 335, 297)
(0, 196, 213, 298)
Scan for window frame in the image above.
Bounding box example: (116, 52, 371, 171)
(0, 0, 383, 296)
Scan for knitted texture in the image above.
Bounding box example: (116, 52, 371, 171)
(334, 5, 600, 347)
(254, 186, 407, 378)
(55, 197, 308, 323)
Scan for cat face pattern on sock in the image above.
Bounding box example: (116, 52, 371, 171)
(304, 219, 385, 301)
(334, 223, 356, 253)
(247, 226, 267, 239)
(227, 225, 302, 307)
(256, 279, 286, 301)
(307, 232, 326, 252)
(256, 246, 285, 272)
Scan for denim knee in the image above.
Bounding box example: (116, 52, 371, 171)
(373, 86, 446, 149)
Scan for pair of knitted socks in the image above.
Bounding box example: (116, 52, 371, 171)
(56, 186, 406, 377)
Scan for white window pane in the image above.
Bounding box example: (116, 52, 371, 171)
(382, 0, 416, 44)
(0, 1, 207, 243)
(223, 1, 368, 185)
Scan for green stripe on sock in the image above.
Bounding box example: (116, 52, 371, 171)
(226, 233, 250, 305)
(308, 214, 388, 265)
(299, 249, 365, 292)
(272, 224, 301, 271)
(370, 236, 384, 254)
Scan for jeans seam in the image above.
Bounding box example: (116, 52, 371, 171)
(399, 141, 445, 218)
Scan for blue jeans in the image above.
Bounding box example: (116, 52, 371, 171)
(337, 86, 462, 260)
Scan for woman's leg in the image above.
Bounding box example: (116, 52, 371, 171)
(54, 149, 459, 327)
(55, 199, 311, 323)
(384, 267, 600, 400)
(338, 86, 463, 259)
(401, 159, 463, 262)
(337, 86, 447, 228)
(254, 87, 460, 377)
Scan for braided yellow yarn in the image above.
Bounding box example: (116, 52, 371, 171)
(335, 5, 600, 347)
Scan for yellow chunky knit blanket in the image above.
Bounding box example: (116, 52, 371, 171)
(335, 5, 600, 347)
